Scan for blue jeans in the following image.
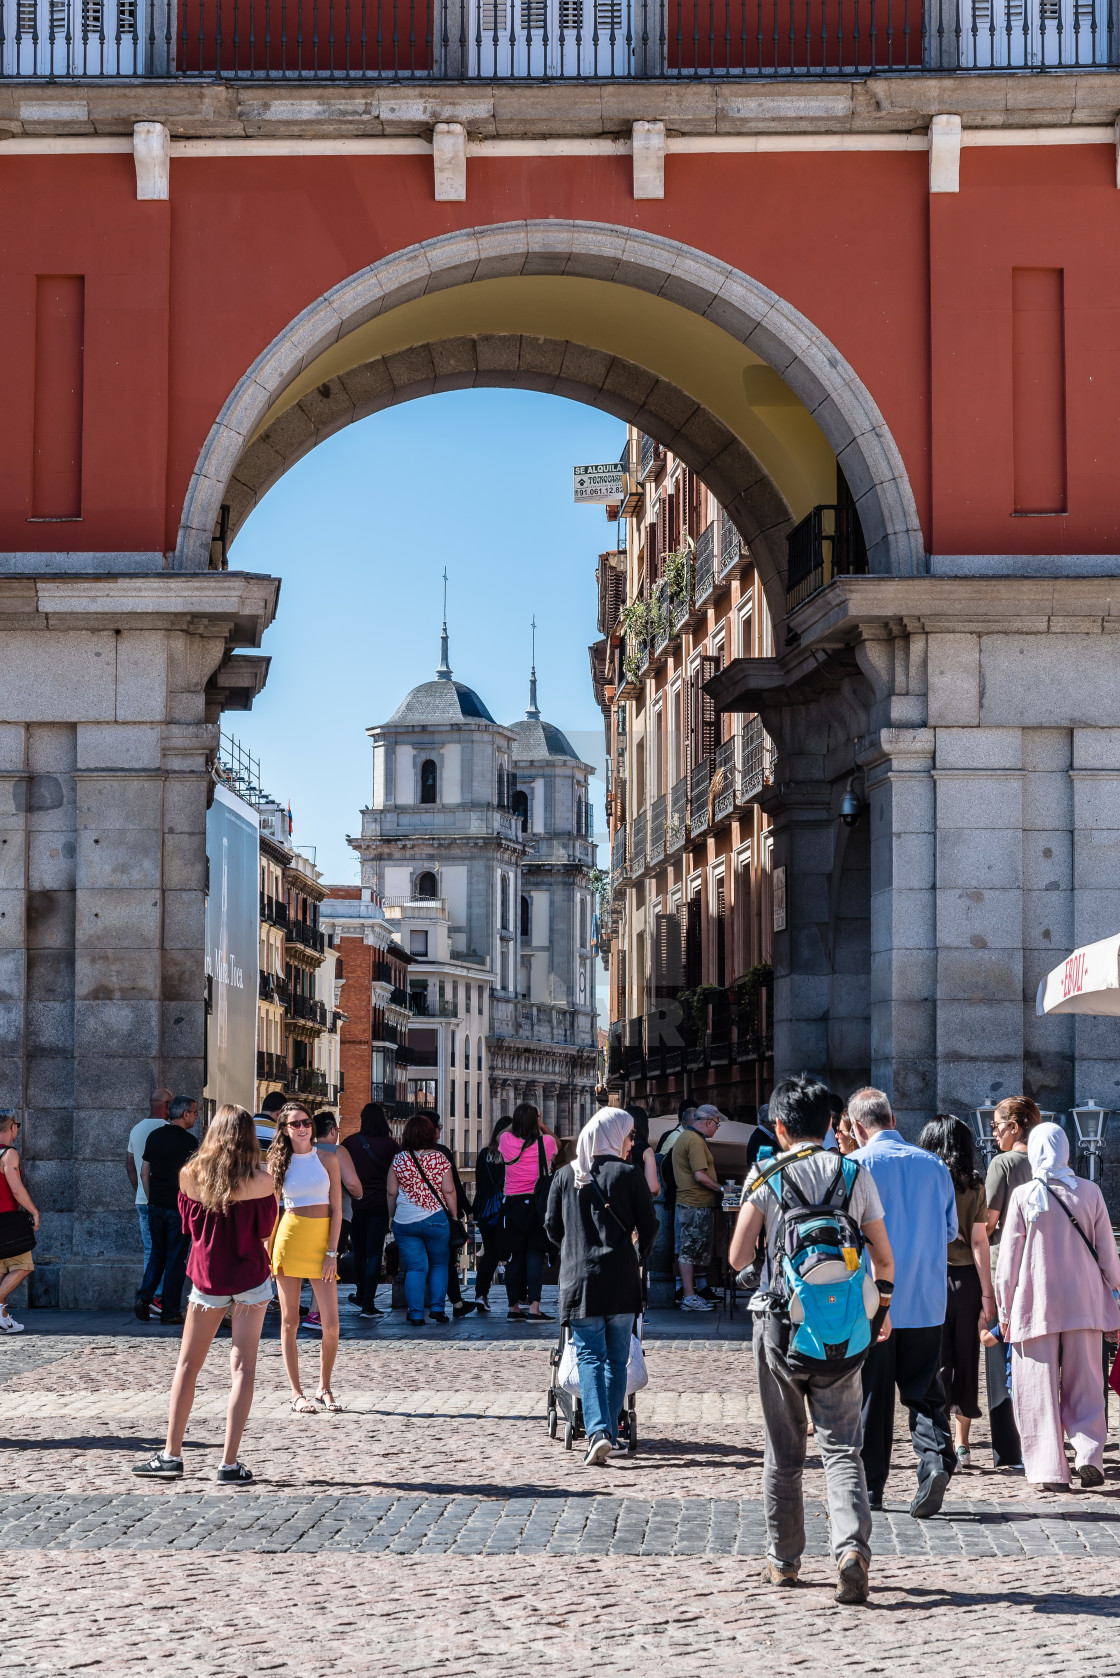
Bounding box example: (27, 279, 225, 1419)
(393, 1213, 450, 1320)
(571, 1314, 632, 1442)
(136, 1205, 168, 1295)
(136, 1204, 189, 1315)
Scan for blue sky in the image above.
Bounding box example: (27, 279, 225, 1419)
(229, 388, 623, 1011)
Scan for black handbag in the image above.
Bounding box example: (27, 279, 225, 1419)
(0, 1147, 36, 1261)
(531, 1136, 553, 1225)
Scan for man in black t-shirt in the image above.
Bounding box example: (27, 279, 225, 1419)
(135, 1096, 199, 1325)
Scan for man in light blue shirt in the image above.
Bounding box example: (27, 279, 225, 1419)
(850, 1087, 958, 1518)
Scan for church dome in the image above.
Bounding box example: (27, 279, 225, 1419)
(508, 717, 579, 761)
(388, 679, 495, 725)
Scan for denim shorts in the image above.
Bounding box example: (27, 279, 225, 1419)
(187, 1277, 274, 1311)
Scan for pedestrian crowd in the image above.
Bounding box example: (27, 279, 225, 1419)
(3, 1073, 1116, 1612)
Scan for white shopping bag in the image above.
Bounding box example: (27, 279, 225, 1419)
(558, 1318, 648, 1397)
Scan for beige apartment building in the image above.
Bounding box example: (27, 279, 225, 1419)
(596, 428, 780, 1120)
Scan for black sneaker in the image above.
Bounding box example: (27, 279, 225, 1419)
(868, 1489, 884, 1512)
(217, 1462, 254, 1485)
(160, 1314, 185, 1327)
(134, 1301, 151, 1322)
(429, 1312, 450, 1324)
(358, 1310, 380, 1322)
(133, 1451, 182, 1478)
(474, 1297, 491, 1314)
(453, 1301, 477, 1318)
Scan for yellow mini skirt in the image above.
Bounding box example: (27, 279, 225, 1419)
(271, 1211, 330, 1279)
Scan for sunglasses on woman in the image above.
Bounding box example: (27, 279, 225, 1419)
(287, 1118, 312, 1130)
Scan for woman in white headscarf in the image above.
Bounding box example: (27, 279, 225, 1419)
(995, 1122, 1120, 1490)
(544, 1107, 659, 1468)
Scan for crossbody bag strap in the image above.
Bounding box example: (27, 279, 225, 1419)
(585, 1169, 632, 1238)
(1048, 1185, 1101, 1263)
(406, 1148, 450, 1220)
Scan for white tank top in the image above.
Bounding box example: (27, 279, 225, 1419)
(282, 1148, 331, 1209)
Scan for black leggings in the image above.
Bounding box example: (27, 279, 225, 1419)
(504, 1195, 546, 1308)
(474, 1225, 505, 1302)
(941, 1263, 983, 1420)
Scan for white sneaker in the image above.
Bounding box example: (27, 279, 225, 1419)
(0, 1312, 24, 1334)
(681, 1294, 715, 1312)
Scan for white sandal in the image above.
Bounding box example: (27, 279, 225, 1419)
(289, 1393, 317, 1414)
(315, 1388, 343, 1413)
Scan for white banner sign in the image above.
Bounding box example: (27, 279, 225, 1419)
(574, 463, 625, 504)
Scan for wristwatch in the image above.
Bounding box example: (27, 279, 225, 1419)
(325, 1250, 338, 1258)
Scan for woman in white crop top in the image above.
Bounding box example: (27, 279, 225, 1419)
(266, 1104, 343, 1413)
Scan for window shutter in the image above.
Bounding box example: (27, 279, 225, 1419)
(685, 896, 703, 990)
(700, 655, 718, 762)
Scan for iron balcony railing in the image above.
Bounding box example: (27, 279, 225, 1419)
(719, 514, 742, 579)
(653, 582, 671, 655)
(690, 753, 711, 836)
(648, 792, 666, 865)
(694, 522, 715, 606)
(669, 560, 692, 633)
(287, 992, 329, 1027)
(259, 893, 288, 929)
(640, 433, 662, 480)
(3, 0, 1113, 79)
(712, 736, 739, 824)
(287, 918, 325, 954)
(256, 1048, 285, 1080)
(668, 773, 689, 851)
(741, 714, 776, 800)
(631, 807, 648, 876)
(611, 824, 628, 886)
(786, 502, 868, 613)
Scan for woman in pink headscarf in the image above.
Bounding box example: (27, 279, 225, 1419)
(995, 1123, 1120, 1490)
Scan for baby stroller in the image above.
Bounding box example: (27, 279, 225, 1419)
(546, 1313, 645, 1454)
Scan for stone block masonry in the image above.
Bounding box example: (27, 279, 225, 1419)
(0, 574, 277, 1310)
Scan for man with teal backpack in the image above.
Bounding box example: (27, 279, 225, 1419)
(729, 1075, 895, 1607)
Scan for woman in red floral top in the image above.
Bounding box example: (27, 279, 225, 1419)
(386, 1112, 457, 1326)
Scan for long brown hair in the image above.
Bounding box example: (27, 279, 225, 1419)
(186, 1104, 260, 1213)
(266, 1102, 312, 1195)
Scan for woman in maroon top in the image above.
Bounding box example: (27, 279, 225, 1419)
(132, 1103, 277, 1484)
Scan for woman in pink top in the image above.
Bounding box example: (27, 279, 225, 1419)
(132, 1104, 277, 1485)
(995, 1123, 1120, 1490)
(498, 1102, 558, 1321)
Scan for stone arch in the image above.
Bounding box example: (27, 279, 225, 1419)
(177, 221, 925, 609)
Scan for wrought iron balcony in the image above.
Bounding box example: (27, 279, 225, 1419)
(652, 583, 671, 656)
(712, 737, 739, 824)
(694, 522, 715, 607)
(689, 754, 711, 837)
(631, 807, 648, 877)
(668, 774, 689, 852)
(669, 563, 692, 634)
(648, 793, 666, 866)
(741, 715, 776, 801)
(287, 918, 325, 954)
(786, 502, 868, 614)
(259, 893, 288, 929)
(611, 825, 628, 889)
(4, 0, 1109, 80)
(719, 515, 742, 579)
(287, 991, 328, 1027)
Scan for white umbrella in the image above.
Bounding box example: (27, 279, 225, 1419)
(1036, 932, 1120, 1017)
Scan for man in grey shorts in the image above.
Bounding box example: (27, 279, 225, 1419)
(670, 1104, 724, 1312)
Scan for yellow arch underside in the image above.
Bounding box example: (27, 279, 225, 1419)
(252, 275, 836, 520)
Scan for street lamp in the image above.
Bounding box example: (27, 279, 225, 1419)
(971, 1107, 999, 1169)
(1071, 1100, 1109, 1184)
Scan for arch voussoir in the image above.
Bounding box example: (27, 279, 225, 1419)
(178, 220, 924, 594)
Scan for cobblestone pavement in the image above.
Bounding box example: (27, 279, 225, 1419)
(4, 1309, 1120, 1675)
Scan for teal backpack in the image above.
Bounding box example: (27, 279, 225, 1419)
(762, 1150, 879, 1375)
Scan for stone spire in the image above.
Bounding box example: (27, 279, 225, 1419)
(526, 615, 541, 720)
(436, 566, 452, 681)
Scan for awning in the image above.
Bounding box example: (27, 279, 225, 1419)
(1036, 933, 1120, 1017)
